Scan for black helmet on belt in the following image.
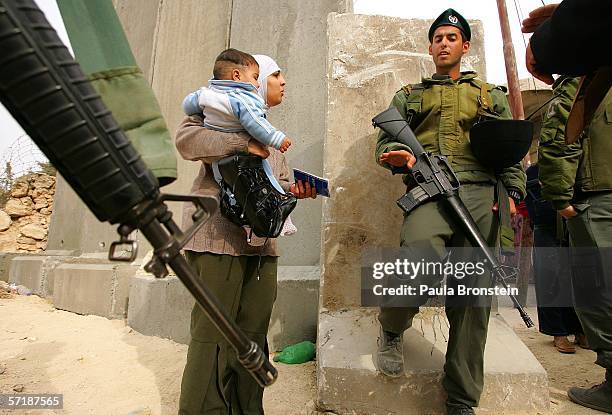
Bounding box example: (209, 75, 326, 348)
(469, 119, 533, 169)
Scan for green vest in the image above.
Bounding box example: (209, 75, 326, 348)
(409, 73, 506, 175)
(375, 72, 525, 197)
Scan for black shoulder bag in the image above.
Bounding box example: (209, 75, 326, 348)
(213, 154, 297, 238)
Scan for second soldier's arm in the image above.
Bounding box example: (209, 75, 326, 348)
(538, 78, 582, 210)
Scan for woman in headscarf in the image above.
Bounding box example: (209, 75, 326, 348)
(175, 54, 315, 415)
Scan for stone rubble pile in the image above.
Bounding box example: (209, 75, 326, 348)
(0, 173, 55, 252)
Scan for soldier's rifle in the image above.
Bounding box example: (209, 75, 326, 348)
(0, 0, 277, 386)
(373, 107, 534, 328)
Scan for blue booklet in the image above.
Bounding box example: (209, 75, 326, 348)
(293, 168, 330, 197)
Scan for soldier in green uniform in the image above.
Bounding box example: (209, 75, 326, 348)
(538, 76, 612, 413)
(528, 76, 587, 354)
(523, 1, 612, 412)
(374, 9, 526, 415)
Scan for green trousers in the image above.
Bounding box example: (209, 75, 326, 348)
(178, 252, 278, 415)
(379, 184, 498, 408)
(566, 192, 612, 371)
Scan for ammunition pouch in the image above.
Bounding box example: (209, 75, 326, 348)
(397, 186, 433, 215)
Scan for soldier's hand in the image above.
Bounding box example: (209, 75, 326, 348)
(379, 150, 416, 169)
(248, 139, 270, 159)
(508, 198, 517, 216)
(525, 42, 554, 85)
(521, 4, 558, 33)
(559, 205, 578, 219)
(492, 197, 517, 216)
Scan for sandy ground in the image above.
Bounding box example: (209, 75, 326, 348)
(498, 306, 605, 415)
(0, 295, 316, 415)
(0, 294, 607, 415)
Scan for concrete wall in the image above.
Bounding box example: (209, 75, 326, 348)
(320, 14, 486, 309)
(230, 0, 352, 266)
(42, 0, 351, 350)
(149, 0, 233, 206)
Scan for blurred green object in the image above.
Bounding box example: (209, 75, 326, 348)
(57, 0, 177, 186)
(273, 341, 316, 364)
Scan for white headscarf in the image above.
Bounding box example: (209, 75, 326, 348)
(253, 54, 281, 106)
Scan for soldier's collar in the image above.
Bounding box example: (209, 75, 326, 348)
(423, 71, 477, 84)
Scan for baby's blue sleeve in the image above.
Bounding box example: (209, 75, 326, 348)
(182, 90, 202, 116)
(229, 93, 286, 149)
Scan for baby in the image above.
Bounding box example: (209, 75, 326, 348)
(183, 48, 292, 154)
(182, 48, 296, 237)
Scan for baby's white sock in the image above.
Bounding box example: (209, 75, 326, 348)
(281, 215, 297, 236)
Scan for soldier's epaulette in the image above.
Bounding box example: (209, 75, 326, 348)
(468, 78, 503, 93)
(398, 83, 425, 96)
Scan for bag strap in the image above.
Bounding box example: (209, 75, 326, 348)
(261, 159, 285, 194)
(212, 160, 239, 206)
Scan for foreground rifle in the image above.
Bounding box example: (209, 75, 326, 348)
(0, 0, 277, 386)
(372, 107, 534, 328)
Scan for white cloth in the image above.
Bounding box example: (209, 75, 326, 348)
(253, 55, 281, 106)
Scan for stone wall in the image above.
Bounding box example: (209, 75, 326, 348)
(0, 174, 55, 253)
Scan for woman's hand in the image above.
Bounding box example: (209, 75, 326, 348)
(291, 180, 317, 199)
(248, 139, 270, 159)
(521, 4, 558, 85)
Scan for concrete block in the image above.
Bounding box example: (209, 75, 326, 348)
(0, 253, 23, 282)
(114, 0, 161, 81)
(127, 265, 320, 350)
(52, 263, 137, 318)
(8, 255, 69, 297)
(268, 266, 320, 351)
(317, 308, 549, 414)
(127, 272, 194, 344)
(47, 175, 122, 254)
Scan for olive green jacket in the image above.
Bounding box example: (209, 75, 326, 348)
(538, 77, 581, 210)
(375, 72, 526, 198)
(539, 78, 612, 210)
(58, 0, 177, 186)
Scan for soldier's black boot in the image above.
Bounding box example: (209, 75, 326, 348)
(376, 326, 404, 378)
(568, 369, 612, 413)
(446, 404, 475, 415)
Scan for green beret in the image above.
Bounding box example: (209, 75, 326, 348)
(428, 8, 471, 42)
